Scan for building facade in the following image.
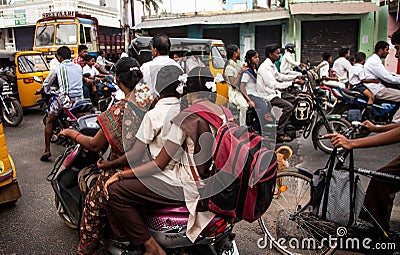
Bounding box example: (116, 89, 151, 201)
(0, 0, 122, 51)
(135, 0, 388, 65)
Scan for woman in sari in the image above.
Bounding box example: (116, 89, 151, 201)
(59, 57, 150, 255)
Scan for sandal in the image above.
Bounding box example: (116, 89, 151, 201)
(40, 152, 52, 161)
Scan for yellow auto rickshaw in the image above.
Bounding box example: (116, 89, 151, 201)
(129, 37, 229, 105)
(0, 119, 21, 204)
(0, 50, 49, 108)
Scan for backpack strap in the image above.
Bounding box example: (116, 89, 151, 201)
(184, 103, 235, 129)
(185, 144, 202, 190)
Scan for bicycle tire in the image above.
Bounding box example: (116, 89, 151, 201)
(313, 118, 351, 154)
(258, 170, 337, 255)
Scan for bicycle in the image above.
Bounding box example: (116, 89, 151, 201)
(258, 122, 400, 255)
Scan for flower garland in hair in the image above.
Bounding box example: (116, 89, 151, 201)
(176, 74, 188, 94)
(134, 82, 154, 107)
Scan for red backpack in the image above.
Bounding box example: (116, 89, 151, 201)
(184, 104, 277, 222)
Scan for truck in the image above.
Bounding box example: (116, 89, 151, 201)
(33, 11, 125, 64)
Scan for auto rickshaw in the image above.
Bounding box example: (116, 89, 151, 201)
(129, 37, 229, 105)
(0, 50, 49, 108)
(0, 119, 21, 204)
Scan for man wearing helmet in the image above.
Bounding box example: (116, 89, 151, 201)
(280, 43, 304, 76)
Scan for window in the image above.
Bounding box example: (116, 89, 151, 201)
(212, 46, 226, 69)
(56, 24, 77, 45)
(80, 24, 85, 44)
(35, 25, 54, 46)
(84, 27, 92, 43)
(18, 55, 49, 74)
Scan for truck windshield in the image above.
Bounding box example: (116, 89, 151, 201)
(35, 25, 54, 46)
(17, 55, 49, 73)
(56, 24, 77, 45)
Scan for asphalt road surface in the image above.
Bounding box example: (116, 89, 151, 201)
(0, 107, 398, 255)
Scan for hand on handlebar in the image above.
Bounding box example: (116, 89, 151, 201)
(361, 120, 378, 132)
(293, 78, 305, 85)
(324, 133, 354, 150)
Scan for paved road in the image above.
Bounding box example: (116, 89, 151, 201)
(0, 108, 398, 255)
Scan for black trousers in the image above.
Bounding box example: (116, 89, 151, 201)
(270, 92, 296, 136)
(360, 155, 400, 231)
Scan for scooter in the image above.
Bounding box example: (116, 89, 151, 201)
(0, 77, 23, 127)
(47, 114, 240, 255)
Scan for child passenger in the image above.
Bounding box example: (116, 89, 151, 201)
(349, 52, 379, 119)
(104, 67, 231, 255)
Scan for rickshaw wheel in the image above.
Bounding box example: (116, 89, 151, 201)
(54, 195, 78, 229)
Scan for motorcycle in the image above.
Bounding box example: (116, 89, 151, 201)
(47, 114, 240, 255)
(247, 77, 351, 154)
(95, 75, 118, 112)
(0, 77, 23, 127)
(33, 76, 93, 145)
(330, 87, 400, 124)
(43, 95, 93, 145)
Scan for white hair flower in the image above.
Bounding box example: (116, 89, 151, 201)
(205, 81, 217, 92)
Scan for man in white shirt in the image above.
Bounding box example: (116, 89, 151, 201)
(257, 44, 304, 142)
(364, 41, 400, 105)
(280, 43, 303, 76)
(49, 55, 60, 72)
(140, 33, 182, 95)
(332, 48, 353, 86)
(319, 52, 346, 89)
(96, 50, 113, 70)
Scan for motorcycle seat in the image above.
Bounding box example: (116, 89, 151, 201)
(340, 88, 364, 99)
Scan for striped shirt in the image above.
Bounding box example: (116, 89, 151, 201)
(43, 59, 83, 98)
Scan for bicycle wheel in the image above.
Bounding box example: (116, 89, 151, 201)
(258, 170, 337, 255)
(313, 118, 351, 154)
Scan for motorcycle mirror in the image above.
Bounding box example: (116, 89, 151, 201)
(33, 76, 42, 83)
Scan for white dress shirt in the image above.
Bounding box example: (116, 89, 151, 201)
(349, 63, 365, 86)
(333, 57, 352, 83)
(364, 53, 400, 95)
(257, 58, 296, 101)
(96, 55, 113, 70)
(140, 56, 182, 95)
(280, 52, 300, 74)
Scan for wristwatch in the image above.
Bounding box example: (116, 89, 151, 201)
(118, 170, 123, 180)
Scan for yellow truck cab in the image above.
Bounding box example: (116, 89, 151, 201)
(0, 50, 49, 108)
(0, 120, 21, 204)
